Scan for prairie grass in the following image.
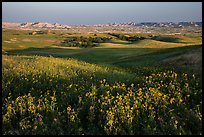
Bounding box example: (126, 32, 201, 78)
(2, 29, 202, 135)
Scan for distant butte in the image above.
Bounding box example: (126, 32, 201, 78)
(2, 22, 202, 30)
(2, 22, 71, 30)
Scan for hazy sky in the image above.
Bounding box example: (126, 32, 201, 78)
(2, 2, 202, 25)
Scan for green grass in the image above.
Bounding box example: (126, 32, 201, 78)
(5, 44, 202, 70)
(2, 29, 62, 51)
(3, 29, 202, 51)
(2, 54, 202, 135)
(5, 47, 158, 65)
(2, 29, 202, 135)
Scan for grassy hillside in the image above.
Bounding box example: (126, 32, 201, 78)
(2, 29, 202, 51)
(4, 44, 202, 72)
(2, 29, 202, 135)
(2, 54, 202, 135)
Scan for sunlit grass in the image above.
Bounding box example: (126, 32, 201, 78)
(2, 29, 202, 135)
(2, 54, 202, 135)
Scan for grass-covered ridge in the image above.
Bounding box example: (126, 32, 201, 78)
(2, 29, 202, 51)
(2, 54, 202, 135)
(2, 28, 202, 135)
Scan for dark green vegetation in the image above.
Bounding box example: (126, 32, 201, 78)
(2, 28, 202, 135)
(60, 36, 112, 48)
(108, 33, 148, 42)
(151, 35, 180, 43)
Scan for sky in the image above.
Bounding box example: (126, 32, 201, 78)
(2, 2, 202, 25)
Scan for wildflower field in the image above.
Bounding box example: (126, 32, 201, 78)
(2, 29, 202, 135)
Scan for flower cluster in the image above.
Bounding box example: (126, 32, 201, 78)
(2, 55, 202, 135)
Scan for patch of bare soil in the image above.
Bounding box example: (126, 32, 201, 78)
(21, 39, 33, 42)
(45, 39, 61, 44)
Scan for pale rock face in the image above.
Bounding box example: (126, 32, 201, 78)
(2, 22, 71, 29)
(2, 22, 201, 29)
(2, 22, 21, 28)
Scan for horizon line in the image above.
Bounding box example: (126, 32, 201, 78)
(2, 21, 202, 25)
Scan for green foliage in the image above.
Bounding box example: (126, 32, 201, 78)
(2, 29, 202, 135)
(60, 36, 112, 48)
(2, 55, 202, 135)
(108, 33, 148, 42)
(151, 36, 181, 43)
